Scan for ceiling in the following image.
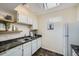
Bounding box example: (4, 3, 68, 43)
(24, 3, 60, 13)
(25, 3, 78, 15)
(0, 3, 20, 14)
(0, 3, 78, 15)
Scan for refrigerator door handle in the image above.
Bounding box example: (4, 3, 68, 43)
(65, 35, 69, 37)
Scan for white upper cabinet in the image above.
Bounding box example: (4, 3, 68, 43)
(18, 14, 28, 24)
(17, 14, 34, 25)
(32, 18, 38, 30)
(18, 14, 38, 29)
(16, 5, 38, 29)
(17, 13, 38, 29)
(27, 16, 33, 25)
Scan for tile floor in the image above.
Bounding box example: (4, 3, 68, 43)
(33, 48, 63, 56)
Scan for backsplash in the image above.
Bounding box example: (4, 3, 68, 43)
(0, 24, 30, 41)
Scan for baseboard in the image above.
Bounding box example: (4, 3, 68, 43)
(41, 48, 63, 56)
(32, 48, 41, 56)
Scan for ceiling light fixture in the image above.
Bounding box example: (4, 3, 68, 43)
(43, 3, 60, 10)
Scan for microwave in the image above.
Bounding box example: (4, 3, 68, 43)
(4, 15, 12, 20)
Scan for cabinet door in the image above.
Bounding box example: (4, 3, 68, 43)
(28, 17, 33, 25)
(31, 40, 37, 54)
(23, 42, 31, 56)
(32, 19, 38, 30)
(0, 45, 22, 56)
(18, 14, 28, 24)
(37, 38, 41, 50)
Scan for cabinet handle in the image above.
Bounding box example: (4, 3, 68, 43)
(22, 45, 24, 56)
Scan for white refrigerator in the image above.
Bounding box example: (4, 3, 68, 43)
(64, 22, 79, 56)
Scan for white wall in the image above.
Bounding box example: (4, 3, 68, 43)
(0, 24, 29, 41)
(38, 17, 65, 54)
(37, 6, 78, 55)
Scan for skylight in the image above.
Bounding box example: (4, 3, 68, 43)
(43, 3, 60, 10)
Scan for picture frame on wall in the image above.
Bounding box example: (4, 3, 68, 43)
(47, 22, 54, 30)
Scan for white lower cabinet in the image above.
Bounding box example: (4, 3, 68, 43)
(37, 38, 41, 50)
(23, 42, 31, 56)
(0, 45, 22, 56)
(31, 39, 37, 54)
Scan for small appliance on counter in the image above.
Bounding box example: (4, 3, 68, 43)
(29, 30, 38, 37)
(29, 30, 42, 38)
(29, 30, 34, 37)
(4, 15, 12, 20)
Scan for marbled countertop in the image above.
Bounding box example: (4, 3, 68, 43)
(71, 44, 79, 56)
(0, 35, 42, 53)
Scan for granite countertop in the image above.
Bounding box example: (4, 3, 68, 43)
(71, 44, 79, 56)
(0, 35, 42, 53)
